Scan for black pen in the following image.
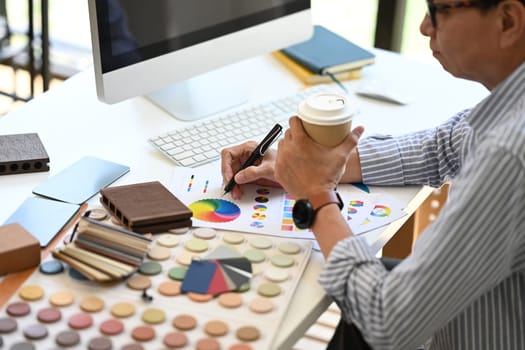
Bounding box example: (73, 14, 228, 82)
(223, 123, 283, 195)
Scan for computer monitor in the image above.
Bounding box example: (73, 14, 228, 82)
(88, 0, 312, 121)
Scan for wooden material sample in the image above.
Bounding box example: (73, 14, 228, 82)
(0, 223, 41, 275)
(0, 133, 50, 175)
(100, 181, 192, 233)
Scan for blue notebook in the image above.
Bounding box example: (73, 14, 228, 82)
(281, 25, 375, 75)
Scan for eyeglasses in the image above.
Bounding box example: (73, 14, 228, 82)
(426, 1, 488, 27)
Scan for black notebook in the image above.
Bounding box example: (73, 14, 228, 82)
(281, 25, 375, 75)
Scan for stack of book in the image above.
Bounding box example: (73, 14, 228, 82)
(275, 25, 375, 85)
(53, 216, 152, 282)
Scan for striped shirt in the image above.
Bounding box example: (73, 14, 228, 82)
(319, 61, 525, 350)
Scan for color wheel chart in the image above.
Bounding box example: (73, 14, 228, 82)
(189, 199, 241, 223)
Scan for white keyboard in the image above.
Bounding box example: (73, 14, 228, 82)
(149, 84, 337, 167)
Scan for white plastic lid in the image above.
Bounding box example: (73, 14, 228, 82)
(297, 93, 355, 126)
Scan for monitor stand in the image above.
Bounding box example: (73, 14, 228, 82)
(145, 65, 248, 121)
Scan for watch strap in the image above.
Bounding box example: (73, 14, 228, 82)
(308, 191, 343, 212)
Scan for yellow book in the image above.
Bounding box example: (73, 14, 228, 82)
(273, 51, 362, 85)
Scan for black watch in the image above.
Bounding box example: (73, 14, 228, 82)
(292, 191, 344, 229)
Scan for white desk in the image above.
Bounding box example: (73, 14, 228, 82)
(0, 49, 487, 349)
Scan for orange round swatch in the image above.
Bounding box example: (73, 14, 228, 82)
(131, 325, 155, 341)
(172, 314, 197, 331)
(187, 292, 213, 303)
(196, 337, 221, 350)
(204, 320, 229, 336)
(80, 296, 105, 312)
(110, 302, 136, 318)
(158, 280, 181, 296)
(18, 285, 44, 301)
(49, 291, 75, 307)
(236, 326, 260, 341)
(218, 293, 243, 308)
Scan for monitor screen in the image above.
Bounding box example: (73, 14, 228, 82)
(88, 0, 312, 120)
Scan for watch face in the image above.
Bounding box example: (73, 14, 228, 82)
(292, 199, 314, 229)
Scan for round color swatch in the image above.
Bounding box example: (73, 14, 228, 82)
(147, 245, 172, 261)
(0, 317, 18, 333)
(68, 313, 93, 330)
(248, 297, 274, 313)
(39, 260, 64, 275)
(184, 238, 209, 253)
(193, 227, 217, 240)
(195, 338, 221, 350)
(121, 344, 145, 350)
(10, 342, 35, 350)
(176, 251, 195, 266)
(248, 236, 273, 249)
(99, 319, 124, 335)
(49, 291, 75, 307)
(23, 324, 48, 340)
(80, 296, 105, 313)
(158, 280, 182, 296)
(188, 292, 213, 303)
(257, 282, 281, 297)
(163, 331, 188, 348)
(349, 200, 364, 207)
(88, 336, 112, 350)
(6, 302, 31, 317)
(278, 241, 301, 255)
(189, 199, 241, 223)
(204, 320, 229, 336)
(222, 232, 244, 245)
(110, 302, 136, 318)
(168, 266, 187, 281)
(127, 275, 152, 290)
(244, 249, 266, 263)
(270, 254, 295, 268)
(169, 226, 190, 234)
(68, 268, 88, 281)
(229, 344, 254, 350)
(55, 330, 81, 347)
(217, 292, 243, 308)
(236, 326, 261, 342)
(138, 261, 162, 276)
(18, 285, 44, 301)
(172, 314, 197, 331)
(157, 234, 180, 247)
(36, 307, 62, 323)
(131, 325, 155, 341)
(141, 308, 166, 324)
(88, 208, 108, 221)
(237, 282, 251, 293)
(264, 267, 289, 282)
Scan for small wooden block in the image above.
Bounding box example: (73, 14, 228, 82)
(0, 223, 41, 275)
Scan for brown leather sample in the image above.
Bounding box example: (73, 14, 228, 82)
(0, 223, 41, 275)
(0, 133, 50, 175)
(100, 181, 192, 233)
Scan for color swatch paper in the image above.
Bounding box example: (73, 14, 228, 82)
(170, 163, 407, 239)
(181, 257, 253, 295)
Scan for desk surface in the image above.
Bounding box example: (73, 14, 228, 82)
(0, 49, 488, 349)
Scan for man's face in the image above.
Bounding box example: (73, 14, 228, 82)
(420, 1, 499, 85)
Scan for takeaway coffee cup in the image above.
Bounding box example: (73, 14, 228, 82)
(297, 92, 355, 147)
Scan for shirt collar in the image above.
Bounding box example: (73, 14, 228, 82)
(467, 61, 525, 134)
